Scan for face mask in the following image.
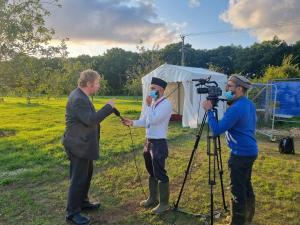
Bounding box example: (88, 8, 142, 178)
(149, 90, 159, 100)
(224, 90, 235, 101)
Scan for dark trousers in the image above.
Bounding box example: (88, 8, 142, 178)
(67, 153, 93, 216)
(228, 154, 257, 225)
(143, 139, 169, 183)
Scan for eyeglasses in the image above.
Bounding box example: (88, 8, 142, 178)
(226, 84, 236, 88)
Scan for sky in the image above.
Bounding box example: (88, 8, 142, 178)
(45, 0, 300, 57)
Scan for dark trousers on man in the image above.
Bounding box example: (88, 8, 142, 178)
(228, 154, 257, 225)
(67, 153, 93, 216)
(143, 139, 169, 182)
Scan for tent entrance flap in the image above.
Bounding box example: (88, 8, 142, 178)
(165, 82, 184, 115)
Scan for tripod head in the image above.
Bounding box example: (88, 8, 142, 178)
(207, 96, 228, 108)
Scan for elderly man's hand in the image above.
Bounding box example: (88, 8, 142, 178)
(107, 98, 116, 108)
(202, 100, 213, 111)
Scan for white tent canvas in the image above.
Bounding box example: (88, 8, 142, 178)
(141, 64, 228, 128)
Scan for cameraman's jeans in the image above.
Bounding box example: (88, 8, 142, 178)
(228, 154, 257, 225)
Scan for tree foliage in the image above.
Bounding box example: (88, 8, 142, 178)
(124, 44, 163, 97)
(1, 35, 300, 99)
(262, 55, 300, 82)
(0, 0, 67, 60)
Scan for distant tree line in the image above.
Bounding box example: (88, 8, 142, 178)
(1, 1, 300, 101)
(1, 37, 300, 99)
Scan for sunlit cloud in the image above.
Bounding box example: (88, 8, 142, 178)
(220, 0, 300, 43)
(46, 0, 180, 48)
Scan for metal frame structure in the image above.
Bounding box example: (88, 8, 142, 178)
(271, 78, 300, 124)
(249, 79, 300, 141)
(249, 83, 278, 141)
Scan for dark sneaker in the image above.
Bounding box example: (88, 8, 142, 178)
(66, 213, 90, 225)
(82, 201, 101, 210)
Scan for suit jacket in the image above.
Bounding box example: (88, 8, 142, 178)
(62, 88, 113, 160)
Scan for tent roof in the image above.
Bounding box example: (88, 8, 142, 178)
(142, 63, 227, 84)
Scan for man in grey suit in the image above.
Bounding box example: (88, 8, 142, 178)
(62, 69, 115, 225)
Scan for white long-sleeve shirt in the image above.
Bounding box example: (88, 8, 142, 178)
(133, 97, 173, 139)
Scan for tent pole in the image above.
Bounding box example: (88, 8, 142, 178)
(178, 82, 180, 115)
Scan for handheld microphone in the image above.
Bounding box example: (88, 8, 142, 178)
(113, 108, 124, 120)
(113, 108, 121, 117)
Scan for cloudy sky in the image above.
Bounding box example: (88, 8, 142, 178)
(46, 0, 300, 56)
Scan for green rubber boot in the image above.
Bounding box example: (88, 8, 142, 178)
(151, 181, 170, 214)
(140, 176, 158, 207)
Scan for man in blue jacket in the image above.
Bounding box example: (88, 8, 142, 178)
(202, 75, 258, 225)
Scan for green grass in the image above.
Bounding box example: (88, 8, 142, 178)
(0, 97, 299, 225)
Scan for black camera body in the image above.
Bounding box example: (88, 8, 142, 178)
(193, 77, 223, 106)
(197, 86, 222, 98)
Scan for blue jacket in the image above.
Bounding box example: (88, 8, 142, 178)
(207, 96, 258, 156)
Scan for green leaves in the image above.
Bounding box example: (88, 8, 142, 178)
(0, 0, 67, 60)
(262, 55, 300, 82)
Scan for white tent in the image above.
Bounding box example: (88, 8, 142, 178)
(141, 64, 228, 128)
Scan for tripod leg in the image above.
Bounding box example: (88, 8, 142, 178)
(208, 122, 216, 225)
(217, 137, 228, 211)
(214, 110, 228, 212)
(174, 112, 208, 209)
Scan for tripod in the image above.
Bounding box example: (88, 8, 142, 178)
(173, 102, 227, 225)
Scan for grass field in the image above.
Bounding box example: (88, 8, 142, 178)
(0, 97, 299, 225)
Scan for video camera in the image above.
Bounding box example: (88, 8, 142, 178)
(192, 76, 223, 106)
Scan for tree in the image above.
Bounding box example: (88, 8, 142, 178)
(98, 78, 110, 96)
(124, 78, 142, 98)
(11, 55, 44, 103)
(56, 60, 87, 95)
(262, 55, 300, 82)
(160, 42, 196, 66)
(37, 59, 63, 99)
(233, 37, 291, 77)
(207, 62, 225, 73)
(125, 44, 163, 98)
(0, 0, 67, 60)
(95, 48, 138, 95)
(0, 60, 14, 97)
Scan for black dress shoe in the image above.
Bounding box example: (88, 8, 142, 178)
(82, 201, 101, 210)
(66, 213, 90, 225)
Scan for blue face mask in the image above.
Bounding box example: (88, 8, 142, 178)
(149, 90, 159, 100)
(224, 90, 235, 101)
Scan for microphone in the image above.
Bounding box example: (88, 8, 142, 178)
(113, 108, 124, 121)
(113, 108, 121, 117)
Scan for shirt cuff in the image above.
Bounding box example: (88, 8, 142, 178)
(132, 120, 137, 127)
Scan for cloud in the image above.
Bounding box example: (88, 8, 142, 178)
(46, 0, 180, 46)
(188, 0, 201, 8)
(220, 0, 300, 43)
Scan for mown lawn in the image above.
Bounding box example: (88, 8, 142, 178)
(0, 97, 299, 225)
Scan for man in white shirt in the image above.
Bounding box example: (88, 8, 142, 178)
(122, 77, 173, 214)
